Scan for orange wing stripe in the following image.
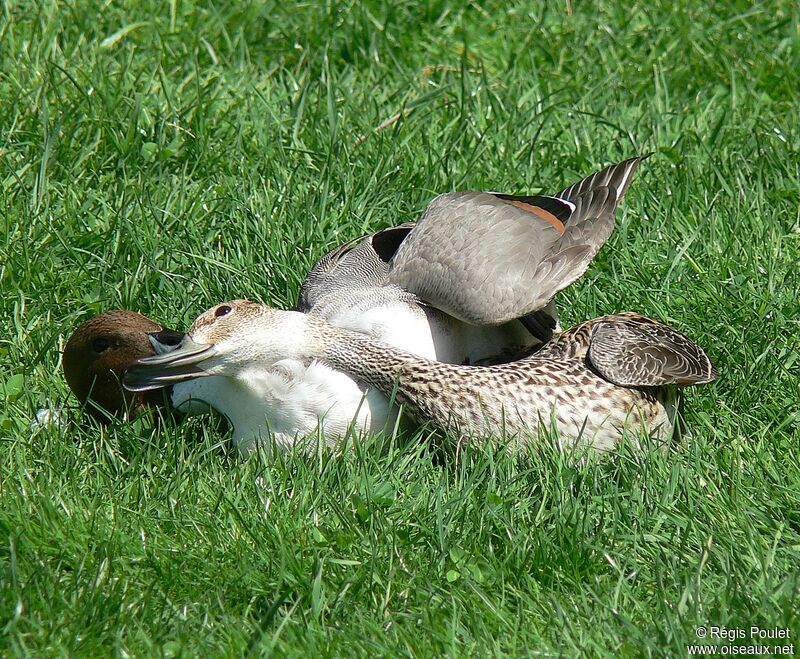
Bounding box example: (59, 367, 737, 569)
(502, 199, 566, 235)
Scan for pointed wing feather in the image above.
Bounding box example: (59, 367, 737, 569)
(512, 186, 619, 312)
(553, 186, 615, 253)
(587, 316, 719, 387)
(557, 154, 650, 209)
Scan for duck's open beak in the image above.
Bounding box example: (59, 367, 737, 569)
(124, 337, 217, 392)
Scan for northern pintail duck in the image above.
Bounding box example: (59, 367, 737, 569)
(126, 301, 717, 453)
(63, 310, 185, 423)
(75, 156, 645, 445)
(300, 155, 647, 362)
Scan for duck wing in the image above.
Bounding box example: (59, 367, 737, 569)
(586, 314, 719, 387)
(387, 156, 648, 325)
(556, 155, 646, 206)
(297, 224, 413, 312)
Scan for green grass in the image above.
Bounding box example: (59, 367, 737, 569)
(2, 0, 799, 655)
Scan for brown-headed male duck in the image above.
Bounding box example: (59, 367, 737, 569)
(63, 310, 185, 423)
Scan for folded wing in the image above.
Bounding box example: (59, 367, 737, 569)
(587, 315, 719, 387)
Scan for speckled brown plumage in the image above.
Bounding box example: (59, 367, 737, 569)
(124, 302, 717, 452)
(317, 311, 716, 448)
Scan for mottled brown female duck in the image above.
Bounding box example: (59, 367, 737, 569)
(125, 301, 717, 453)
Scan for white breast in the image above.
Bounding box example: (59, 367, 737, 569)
(172, 361, 397, 456)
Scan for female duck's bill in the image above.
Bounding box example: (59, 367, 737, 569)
(62, 310, 184, 423)
(122, 337, 216, 390)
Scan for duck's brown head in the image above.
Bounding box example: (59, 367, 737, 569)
(63, 310, 184, 423)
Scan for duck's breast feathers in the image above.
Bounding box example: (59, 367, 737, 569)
(585, 313, 719, 387)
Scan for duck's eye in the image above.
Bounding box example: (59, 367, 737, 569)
(92, 337, 112, 354)
(215, 305, 232, 318)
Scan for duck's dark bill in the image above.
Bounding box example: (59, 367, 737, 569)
(148, 329, 185, 353)
(124, 362, 211, 391)
(123, 339, 216, 392)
